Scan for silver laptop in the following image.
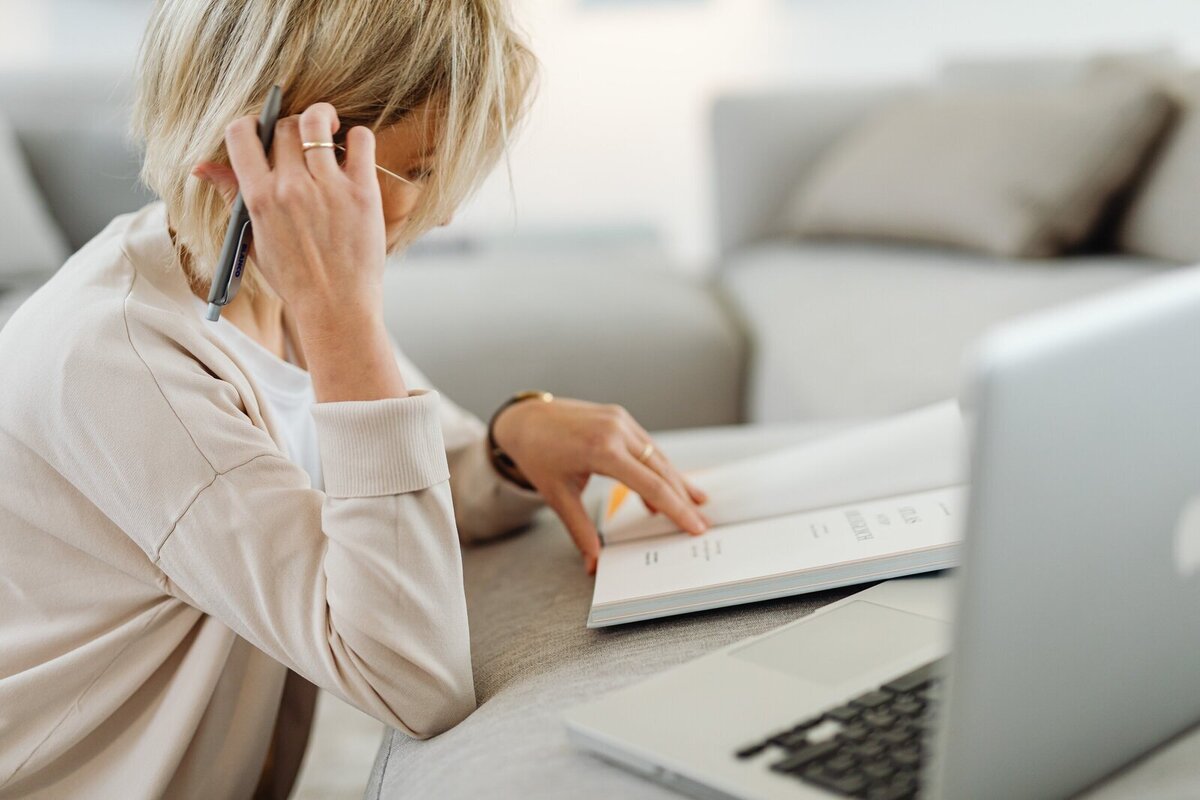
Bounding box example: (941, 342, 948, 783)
(565, 265, 1200, 800)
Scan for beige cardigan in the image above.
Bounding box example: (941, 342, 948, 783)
(0, 203, 543, 799)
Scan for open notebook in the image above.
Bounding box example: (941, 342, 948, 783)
(588, 402, 969, 627)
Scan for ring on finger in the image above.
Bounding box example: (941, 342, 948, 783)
(301, 141, 336, 152)
(637, 441, 656, 464)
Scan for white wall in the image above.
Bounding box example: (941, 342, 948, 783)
(3, 0, 1198, 270)
(462, 0, 1200, 270)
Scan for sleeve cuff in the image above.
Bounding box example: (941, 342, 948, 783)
(311, 389, 450, 498)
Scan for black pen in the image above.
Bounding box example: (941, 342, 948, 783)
(206, 84, 283, 321)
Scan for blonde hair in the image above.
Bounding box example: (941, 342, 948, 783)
(133, 0, 538, 295)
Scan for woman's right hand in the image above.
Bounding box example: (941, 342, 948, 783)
(222, 103, 387, 323)
(213, 103, 408, 403)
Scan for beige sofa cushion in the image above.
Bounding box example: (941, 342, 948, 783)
(1118, 72, 1200, 263)
(782, 76, 1174, 258)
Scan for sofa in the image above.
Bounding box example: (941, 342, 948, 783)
(3, 56, 1193, 433)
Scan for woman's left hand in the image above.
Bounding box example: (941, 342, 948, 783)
(491, 397, 710, 574)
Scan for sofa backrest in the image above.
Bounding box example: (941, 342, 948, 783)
(710, 85, 910, 257)
(711, 51, 1196, 263)
(0, 69, 153, 252)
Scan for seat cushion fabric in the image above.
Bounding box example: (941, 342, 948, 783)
(381, 255, 746, 431)
(719, 241, 1167, 423)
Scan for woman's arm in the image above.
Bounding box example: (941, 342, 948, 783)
(389, 345, 545, 544)
(157, 389, 473, 736)
(155, 104, 473, 734)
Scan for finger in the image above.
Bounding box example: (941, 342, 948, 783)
(224, 115, 270, 186)
(272, 116, 307, 176)
(543, 487, 601, 574)
(623, 419, 703, 515)
(192, 163, 240, 207)
(660, 459, 710, 523)
(640, 445, 698, 518)
(343, 125, 378, 187)
(298, 102, 342, 181)
(609, 454, 707, 536)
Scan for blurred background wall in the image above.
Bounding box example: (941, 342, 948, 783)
(2, 0, 1197, 271)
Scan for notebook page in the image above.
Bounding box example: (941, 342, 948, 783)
(601, 400, 967, 544)
(593, 486, 965, 608)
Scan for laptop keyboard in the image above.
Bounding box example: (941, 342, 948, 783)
(734, 660, 943, 799)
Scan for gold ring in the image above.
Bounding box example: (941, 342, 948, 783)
(301, 141, 336, 152)
(637, 442, 655, 464)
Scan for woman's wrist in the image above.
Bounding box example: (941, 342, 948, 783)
(296, 307, 408, 403)
(488, 391, 553, 490)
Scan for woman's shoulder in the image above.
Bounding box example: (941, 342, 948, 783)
(2, 204, 207, 387)
(0, 203, 276, 476)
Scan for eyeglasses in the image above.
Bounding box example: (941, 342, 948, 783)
(332, 144, 423, 187)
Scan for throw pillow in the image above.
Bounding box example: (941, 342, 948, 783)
(781, 76, 1175, 258)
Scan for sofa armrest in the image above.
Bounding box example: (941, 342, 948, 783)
(711, 85, 912, 257)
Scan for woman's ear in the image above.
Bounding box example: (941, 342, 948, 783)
(191, 162, 240, 208)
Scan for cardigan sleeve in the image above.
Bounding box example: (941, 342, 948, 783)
(390, 343, 545, 544)
(155, 390, 476, 738)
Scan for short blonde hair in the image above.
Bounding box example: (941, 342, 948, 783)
(133, 0, 538, 295)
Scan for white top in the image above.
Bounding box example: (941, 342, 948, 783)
(193, 297, 323, 490)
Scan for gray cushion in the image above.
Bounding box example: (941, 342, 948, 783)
(0, 112, 68, 279)
(782, 77, 1174, 258)
(381, 255, 745, 431)
(1119, 72, 1200, 264)
(0, 69, 152, 251)
(718, 241, 1165, 423)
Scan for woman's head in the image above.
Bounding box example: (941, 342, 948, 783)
(133, 0, 538, 294)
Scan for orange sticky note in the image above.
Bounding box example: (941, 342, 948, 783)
(605, 483, 630, 521)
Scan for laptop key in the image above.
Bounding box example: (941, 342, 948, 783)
(823, 753, 857, 774)
(802, 765, 868, 796)
(824, 703, 861, 723)
(770, 739, 838, 773)
(853, 740, 885, 759)
(863, 710, 898, 728)
(735, 741, 769, 759)
(774, 730, 815, 751)
(840, 723, 870, 741)
(851, 690, 893, 708)
(882, 660, 943, 694)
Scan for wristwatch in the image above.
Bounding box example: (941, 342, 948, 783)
(487, 390, 554, 491)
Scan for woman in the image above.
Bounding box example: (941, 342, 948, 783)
(0, 1, 709, 797)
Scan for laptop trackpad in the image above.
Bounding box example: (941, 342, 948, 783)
(730, 600, 946, 686)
